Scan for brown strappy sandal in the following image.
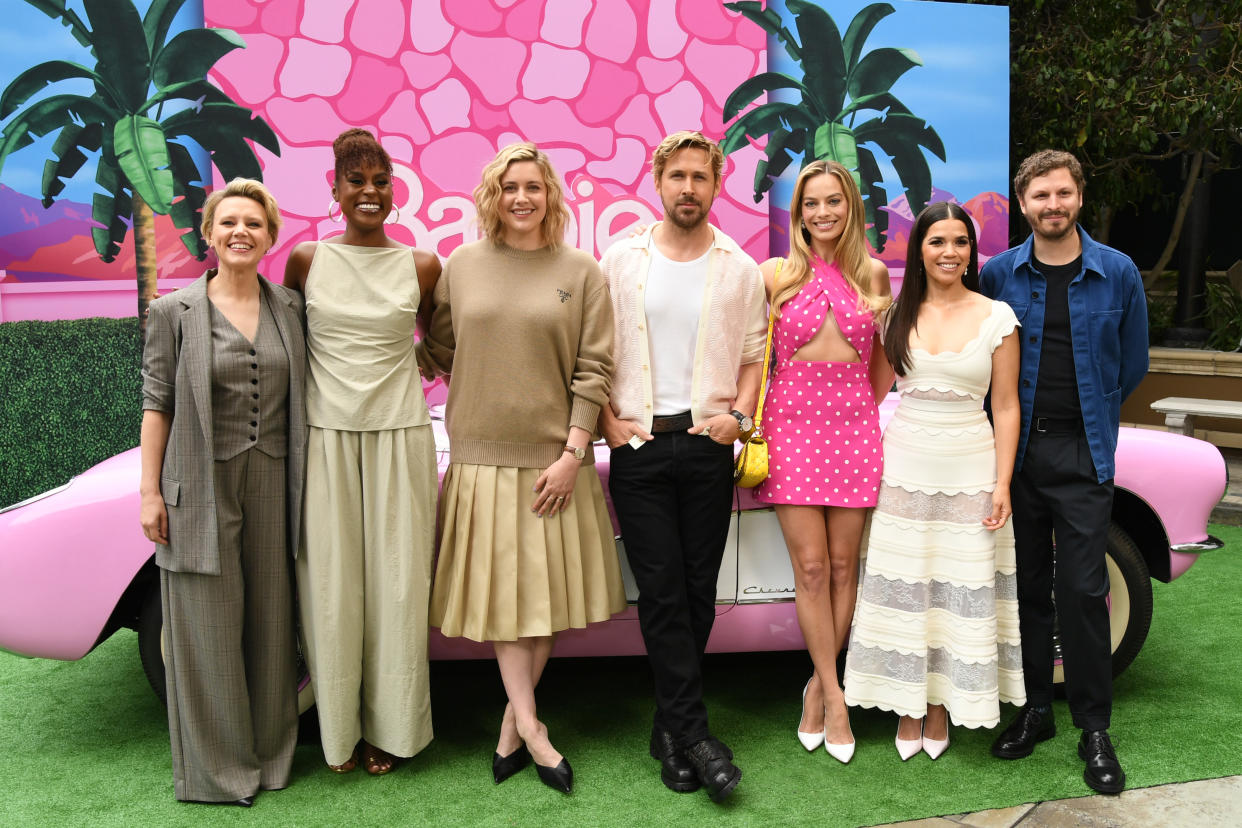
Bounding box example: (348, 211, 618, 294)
(328, 745, 359, 774)
(360, 740, 397, 776)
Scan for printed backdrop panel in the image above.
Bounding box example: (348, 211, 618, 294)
(0, 0, 1007, 320)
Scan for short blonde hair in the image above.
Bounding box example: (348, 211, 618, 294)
(201, 178, 282, 245)
(651, 130, 724, 186)
(473, 142, 569, 248)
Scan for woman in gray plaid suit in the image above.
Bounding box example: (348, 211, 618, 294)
(139, 178, 307, 807)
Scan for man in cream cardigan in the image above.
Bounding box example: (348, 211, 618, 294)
(599, 131, 766, 803)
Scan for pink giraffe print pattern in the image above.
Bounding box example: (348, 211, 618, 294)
(206, 0, 769, 271)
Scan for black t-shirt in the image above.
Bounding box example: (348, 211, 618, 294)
(1031, 255, 1083, 420)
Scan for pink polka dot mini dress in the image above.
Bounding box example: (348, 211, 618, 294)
(754, 255, 883, 508)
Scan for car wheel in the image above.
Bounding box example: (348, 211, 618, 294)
(1052, 523, 1153, 687)
(135, 582, 316, 719)
(137, 584, 167, 705)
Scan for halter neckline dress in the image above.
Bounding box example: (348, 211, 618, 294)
(754, 255, 883, 508)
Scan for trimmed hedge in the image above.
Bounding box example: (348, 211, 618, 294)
(0, 317, 142, 508)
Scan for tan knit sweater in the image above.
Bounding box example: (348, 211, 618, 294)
(420, 240, 614, 468)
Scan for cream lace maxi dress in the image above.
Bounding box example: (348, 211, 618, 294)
(297, 243, 437, 766)
(843, 300, 1026, 728)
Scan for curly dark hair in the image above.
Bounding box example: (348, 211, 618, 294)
(332, 128, 392, 181)
(1013, 149, 1084, 201)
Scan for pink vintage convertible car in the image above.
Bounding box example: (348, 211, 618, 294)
(0, 397, 1227, 710)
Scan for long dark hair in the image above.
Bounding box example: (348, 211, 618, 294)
(884, 201, 981, 376)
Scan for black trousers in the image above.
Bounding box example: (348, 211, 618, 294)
(1011, 429, 1113, 731)
(608, 431, 734, 748)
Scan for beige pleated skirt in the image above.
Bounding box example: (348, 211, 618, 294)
(430, 462, 626, 642)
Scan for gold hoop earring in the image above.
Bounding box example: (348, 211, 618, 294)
(328, 200, 342, 222)
(385, 205, 400, 225)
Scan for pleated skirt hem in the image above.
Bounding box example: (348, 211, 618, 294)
(430, 462, 626, 642)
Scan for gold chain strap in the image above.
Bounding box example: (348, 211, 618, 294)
(751, 258, 781, 433)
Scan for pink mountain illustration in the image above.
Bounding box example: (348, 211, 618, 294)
(0, 185, 204, 282)
(876, 188, 1010, 266)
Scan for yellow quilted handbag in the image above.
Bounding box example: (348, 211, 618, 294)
(733, 260, 779, 488)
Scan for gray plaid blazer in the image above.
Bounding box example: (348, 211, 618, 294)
(142, 272, 307, 575)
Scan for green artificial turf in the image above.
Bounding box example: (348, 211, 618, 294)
(3, 524, 1240, 827)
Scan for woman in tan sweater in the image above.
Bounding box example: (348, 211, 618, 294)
(421, 143, 625, 794)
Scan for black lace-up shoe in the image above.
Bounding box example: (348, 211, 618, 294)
(649, 729, 700, 793)
(1079, 730, 1125, 794)
(684, 737, 741, 802)
(991, 705, 1056, 759)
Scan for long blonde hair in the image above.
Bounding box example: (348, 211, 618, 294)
(772, 160, 889, 316)
(473, 142, 569, 248)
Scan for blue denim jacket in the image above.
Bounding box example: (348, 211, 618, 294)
(979, 226, 1149, 482)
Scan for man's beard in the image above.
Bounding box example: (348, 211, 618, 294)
(665, 199, 709, 230)
(1030, 209, 1078, 242)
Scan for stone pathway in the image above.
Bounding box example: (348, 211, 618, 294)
(874, 775, 1242, 827)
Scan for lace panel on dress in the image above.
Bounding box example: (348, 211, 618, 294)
(847, 643, 997, 690)
(999, 643, 1022, 670)
(877, 485, 993, 523)
(904, 388, 977, 402)
(995, 571, 1017, 601)
(859, 574, 996, 618)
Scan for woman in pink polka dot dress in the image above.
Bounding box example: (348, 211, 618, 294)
(755, 160, 893, 763)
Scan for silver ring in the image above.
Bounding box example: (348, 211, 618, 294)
(555, 495, 564, 501)
(703, 425, 712, 435)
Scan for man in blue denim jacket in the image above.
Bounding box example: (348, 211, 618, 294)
(979, 150, 1148, 795)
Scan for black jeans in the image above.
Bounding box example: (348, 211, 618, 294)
(1011, 429, 1114, 731)
(608, 431, 734, 748)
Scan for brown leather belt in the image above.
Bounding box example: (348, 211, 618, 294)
(650, 412, 693, 433)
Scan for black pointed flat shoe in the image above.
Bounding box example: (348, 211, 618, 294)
(535, 757, 573, 794)
(492, 745, 532, 784)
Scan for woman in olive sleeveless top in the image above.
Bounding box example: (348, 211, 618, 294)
(284, 129, 442, 776)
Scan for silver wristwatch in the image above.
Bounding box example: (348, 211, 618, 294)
(730, 409, 754, 433)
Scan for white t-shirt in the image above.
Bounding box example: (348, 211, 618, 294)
(644, 240, 709, 415)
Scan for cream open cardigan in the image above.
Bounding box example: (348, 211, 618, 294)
(600, 223, 766, 433)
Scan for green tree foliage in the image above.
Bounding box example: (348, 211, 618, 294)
(721, 1, 945, 251)
(1002, 0, 1242, 271)
(0, 0, 281, 332)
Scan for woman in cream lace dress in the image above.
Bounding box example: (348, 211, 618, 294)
(843, 202, 1025, 760)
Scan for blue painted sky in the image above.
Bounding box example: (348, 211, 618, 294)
(765, 0, 1010, 206)
(0, 0, 204, 204)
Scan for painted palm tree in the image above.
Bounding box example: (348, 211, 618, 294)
(722, 0, 945, 251)
(0, 0, 279, 332)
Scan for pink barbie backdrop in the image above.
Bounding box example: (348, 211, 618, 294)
(0, 0, 1009, 323)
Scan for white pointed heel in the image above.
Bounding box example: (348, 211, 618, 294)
(825, 733, 855, 764)
(825, 701, 855, 764)
(895, 734, 922, 761)
(923, 730, 950, 760)
(895, 718, 923, 761)
(797, 679, 825, 751)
